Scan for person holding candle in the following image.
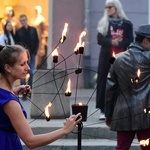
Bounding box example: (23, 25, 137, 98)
(96, 0, 133, 120)
(105, 24, 150, 150)
(0, 44, 82, 150)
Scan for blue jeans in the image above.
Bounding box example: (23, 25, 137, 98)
(21, 54, 35, 88)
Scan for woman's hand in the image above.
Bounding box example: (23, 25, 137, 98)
(63, 113, 82, 134)
(13, 85, 31, 97)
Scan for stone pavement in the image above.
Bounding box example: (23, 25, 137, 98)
(21, 89, 140, 150)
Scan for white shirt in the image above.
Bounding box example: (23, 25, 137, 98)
(0, 33, 15, 46)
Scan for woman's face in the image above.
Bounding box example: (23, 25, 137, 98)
(8, 51, 30, 80)
(105, 2, 117, 18)
(6, 22, 13, 32)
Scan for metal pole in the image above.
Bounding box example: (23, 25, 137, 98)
(78, 122, 82, 150)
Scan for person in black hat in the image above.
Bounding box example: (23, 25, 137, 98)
(105, 24, 150, 150)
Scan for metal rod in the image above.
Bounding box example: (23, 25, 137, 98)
(78, 122, 82, 150)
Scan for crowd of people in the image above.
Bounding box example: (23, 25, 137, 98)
(0, 5, 83, 150)
(96, 0, 150, 149)
(0, 6, 47, 91)
(0, 0, 149, 150)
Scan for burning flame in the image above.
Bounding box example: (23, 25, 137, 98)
(112, 51, 115, 58)
(65, 79, 71, 94)
(52, 48, 58, 57)
(79, 31, 86, 44)
(74, 43, 80, 54)
(137, 69, 141, 77)
(44, 102, 52, 120)
(144, 107, 150, 114)
(79, 31, 86, 47)
(79, 102, 83, 106)
(60, 23, 68, 43)
(140, 139, 150, 146)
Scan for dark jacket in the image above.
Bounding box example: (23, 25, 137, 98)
(105, 43, 150, 131)
(15, 26, 39, 55)
(96, 18, 133, 110)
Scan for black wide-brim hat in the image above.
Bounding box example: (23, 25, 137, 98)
(135, 24, 150, 38)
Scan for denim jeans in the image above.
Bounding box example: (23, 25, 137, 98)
(21, 54, 35, 88)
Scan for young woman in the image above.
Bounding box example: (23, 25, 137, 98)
(0, 44, 82, 149)
(0, 21, 15, 45)
(96, 0, 133, 120)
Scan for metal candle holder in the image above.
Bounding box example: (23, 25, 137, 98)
(72, 103, 88, 122)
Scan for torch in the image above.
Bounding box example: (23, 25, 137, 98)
(44, 102, 52, 121)
(60, 23, 68, 43)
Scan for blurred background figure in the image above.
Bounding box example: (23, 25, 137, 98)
(1, 6, 20, 34)
(31, 5, 47, 69)
(96, 0, 133, 120)
(15, 14, 39, 94)
(0, 21, 15, 45)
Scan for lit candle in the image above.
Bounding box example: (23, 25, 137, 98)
(65, 79, 71, 96)
(78, 31, 86, 54)
(44, 102, 52, 121)
(78, 102, 83, 106)
(52, 48, 59, 63)
(140, 139, 149, 146)
(109, 51, 116, 64)
(144, 107, 150, 114)
(78, 42, 85, 54)
(131, 69, 141, 83)
(79, 31, 86, 45)
(72, 102, 88, 121)
(60, 23, 68, 43)
(74, 43, 79, 55)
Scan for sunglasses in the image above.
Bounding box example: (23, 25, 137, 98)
(105, 6, 114, 9)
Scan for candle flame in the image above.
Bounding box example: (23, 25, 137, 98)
(137, 69, 140, 77)
(74, 43, 79, 53)
(44, 102, 52, 118)
(79, 102, 83, 106)
(60, 23, 68, 43)
(62, 23, 68, 37)
(81, 42, 85, 47)
(65, 79, 71, 93)
(140, 139, 149, 146)
(79, 31, 86, 46)
(52, 48, 58, 57)
(112, 51, 115, 57)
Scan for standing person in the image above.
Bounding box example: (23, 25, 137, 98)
(15, 14, 39, 90)
(96, 0, 133, 120)
(1, 6, 20, 34)
(0, 21, 15, 46)
(0, 44, 82, 150)
(105, 24, 150, 150)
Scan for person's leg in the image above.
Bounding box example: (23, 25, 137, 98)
(116, 131, 135, 150)
(136, 128, 150, 150)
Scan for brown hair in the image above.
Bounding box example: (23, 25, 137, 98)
(0, 45, 29, 74)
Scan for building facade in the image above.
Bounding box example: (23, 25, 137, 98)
(49, 0, 149, 88)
